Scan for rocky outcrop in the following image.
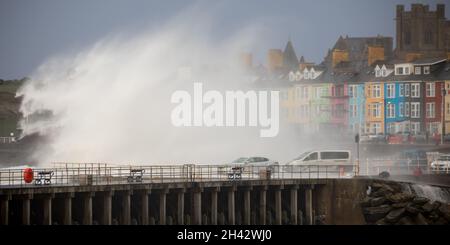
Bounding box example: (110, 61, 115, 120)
(361, 180, 450, 225)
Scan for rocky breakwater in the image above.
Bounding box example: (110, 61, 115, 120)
(360, 181, 450, 225)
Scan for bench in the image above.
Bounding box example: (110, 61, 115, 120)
(35, 171, 54, 185)
(127, 169, 145, 183)
(228, 166, 243, 180)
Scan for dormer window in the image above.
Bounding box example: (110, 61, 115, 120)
(396, 67, 404, 75)
(424, 66, 430, 74)
(289, 71, 295, 81)
(381, 69, 387, 77)
(415, 67, 421, 75)
(404, 67, 410, 75)
(375, 65, 381, 77)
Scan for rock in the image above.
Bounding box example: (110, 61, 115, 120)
(422, 202, 435, 213)
(412, 197, 429, 205)
(397, 216, 414, 225)
(412, 213, 428, 225)
(375, 218, 388, 225)
(387, 193, 414, 203)
(385, 208, 406, 223)
(363, 205, 392, 223)
(427, 211, 440, 221)
(377, 183, 395, 192)
(360, 197, 372, 207)
(371, 197, 387, 206)
(438, 204, 450, 221)
(405, 204, 421, 214)
(371, 188, 391, 198)
(392, 202, 408, 208)
(433, 217, 448, 225)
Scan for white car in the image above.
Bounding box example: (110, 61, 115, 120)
(231, 157, 279, 173)
(431, 154, 450, 171)
(283, 150, 353, 175)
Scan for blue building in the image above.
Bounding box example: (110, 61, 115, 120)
(384, 81, 409, 134)
(348, 83, 365, 134)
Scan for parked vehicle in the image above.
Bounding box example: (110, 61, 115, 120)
(230, 157, 279, 174)
(430, 154, 450, 171)
(284, 150, 353, 175)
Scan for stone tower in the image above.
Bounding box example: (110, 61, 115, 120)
(395, 4, 450, 59)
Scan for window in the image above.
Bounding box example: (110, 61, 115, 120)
(405, 102, 410, 117)
(382, 69, 387, 77)
(405, 30, 411, 45)
(405, 84, 410, 96)
(296, 87, 301, 100)
(426, 83, 435, 97)
(426, 102, 435, 118)
(424, 30, 433, 44)
(375, 68, 381, 77)
(302, 87, 308, 99)
(411, 83, 420, 98)
(386, 84, 395, 98)
(387, 123, 396, 134)
(304, 152, 318, 161)
(387, 103, 395, 118)
(399, 103, 404, 117)
(371, 84, 381, 98)
(349, 85, 357, 98)
(411, 122, 420, 134)
(316, 87, 322, 98)
(399, 84, 404, 97)
(371, 103, 381, 118)
(371, 123, 382, 134)
(427, 122, 439, 134)
(396, 67, 404, 75)
(447, 103, 450, 115)
(415, 67, 421, 75)
(320, 151, 349, 160)
(424, 66, 430, 74)
(411, 102, 420, 118)
(405, 67, 410, 75)
(351, 104, 358, 117)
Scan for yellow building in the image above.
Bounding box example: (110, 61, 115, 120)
(365, 82, 385, 134)
(445, 80, 450, 134)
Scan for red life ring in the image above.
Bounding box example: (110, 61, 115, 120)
(23, 168, 34, 183)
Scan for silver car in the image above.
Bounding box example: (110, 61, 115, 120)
(431, 154, 450, 171)
(231, 157, 279, 173)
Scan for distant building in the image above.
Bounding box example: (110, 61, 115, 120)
(395, 4, 450, 60)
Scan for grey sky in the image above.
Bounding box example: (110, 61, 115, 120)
(0, 0, 449, 79)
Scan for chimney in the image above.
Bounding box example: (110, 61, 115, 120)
(240, 52, 253, 69)
(332, 49, 349, 68)
(267, 49, 283, 72)
(368, 46, 385, 66)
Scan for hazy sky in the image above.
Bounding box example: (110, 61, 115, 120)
(0, 0, 449, 79)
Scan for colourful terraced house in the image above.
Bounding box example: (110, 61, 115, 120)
(364, 81, 385, 134)
(348, 83, 365, 134)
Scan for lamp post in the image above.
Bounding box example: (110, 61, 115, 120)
(355, 133, 360, 176)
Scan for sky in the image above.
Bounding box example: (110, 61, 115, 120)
(0, 0, 449, 79)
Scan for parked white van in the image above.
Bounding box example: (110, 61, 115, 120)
(284, 150, 354, 177)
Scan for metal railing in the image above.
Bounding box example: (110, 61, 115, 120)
(0, 137, 16, 144)
(363, 158, 450, 176)
(0, 163, 357, 188)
